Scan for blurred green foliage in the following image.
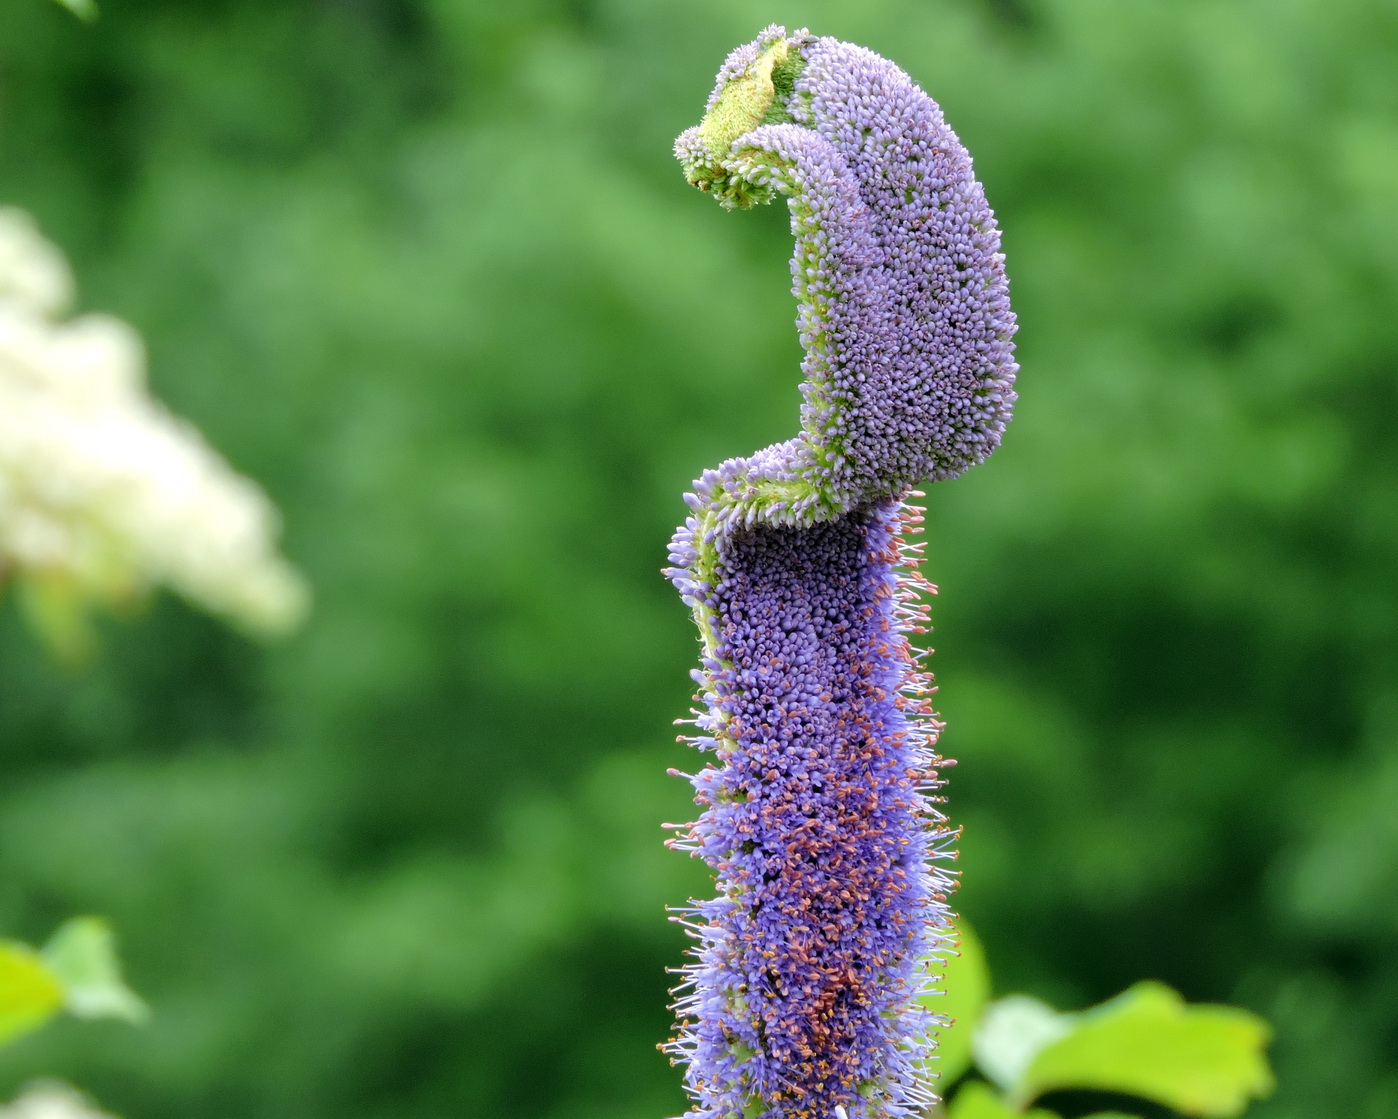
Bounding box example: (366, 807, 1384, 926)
(0, 918, 146, 1048)
(48, 0, 98, 23)
(931, 923, 1271, 1118)
(966, 981, 1270, 1117)
(0, 0, 1395, 1117)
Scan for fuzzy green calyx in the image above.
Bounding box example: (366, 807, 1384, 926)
(701, 39, 788, 159)
(675, 38, 802, 209)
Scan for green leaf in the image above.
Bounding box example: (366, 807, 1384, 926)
(923, 917, 994, 1088)
(947, 1080, 1060, 1119)
(1013, 981, 1273, 1117)
(972, 994, 1073, 1094)
(0, 941, 65, 1045)
(41, 918, 149, 1024)
(50, 0, 99, 21)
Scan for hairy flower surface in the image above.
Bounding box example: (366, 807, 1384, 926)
(0, 207, 306, 639)
(665, 27, 1016, 1119)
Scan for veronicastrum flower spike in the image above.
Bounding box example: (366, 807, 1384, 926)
(664, 26, 1016, 1119)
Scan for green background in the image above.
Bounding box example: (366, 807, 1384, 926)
(1, 0, 1395, 1116)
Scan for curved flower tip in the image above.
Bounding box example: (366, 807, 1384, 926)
(676, 26, 1017, 509)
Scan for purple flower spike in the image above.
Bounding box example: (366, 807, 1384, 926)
(664, 26, 1016, 1119)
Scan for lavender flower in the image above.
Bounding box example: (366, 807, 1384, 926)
(664, 26, 1016, 1119)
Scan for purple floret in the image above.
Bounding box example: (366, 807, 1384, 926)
(664, 25, 1015, 1119)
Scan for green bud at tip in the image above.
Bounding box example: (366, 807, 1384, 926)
(677, 37, 798, 210)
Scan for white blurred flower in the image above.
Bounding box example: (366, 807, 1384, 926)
(0, 209, 73, 315)
(0, 1083, 117, 1119)
(0, 207, 307, 643)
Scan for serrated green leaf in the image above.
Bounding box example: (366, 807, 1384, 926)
(50, 0, 99, 21)
(1013, 981, 1273, 1117)
(923, 918, 993, 1088)
(41, 918, 149, 1024)
(973, 994, 1073, 1094)
(947, 1080, 1060, 1119)
(0, 942, 64, 1045)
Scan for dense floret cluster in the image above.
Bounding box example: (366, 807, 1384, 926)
(0, 207, 306, 638)
(665, 26, 1016, 1119)
(674, 27, 1016, 521)
(667, 502, 950, 1118)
